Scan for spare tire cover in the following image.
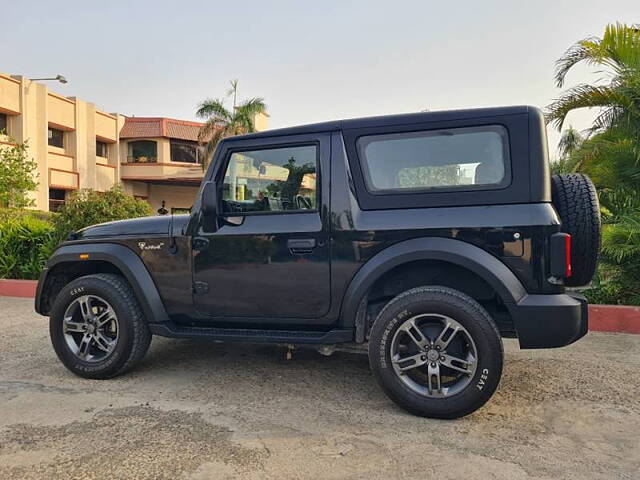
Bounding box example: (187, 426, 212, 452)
(551, 173, 601, 287)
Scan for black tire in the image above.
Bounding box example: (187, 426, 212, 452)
(551, 173, 601, 287)
(50, 273, 152, 379)
(368, 286, 503, 419)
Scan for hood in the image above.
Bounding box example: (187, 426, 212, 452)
(73, 215, 173, 239)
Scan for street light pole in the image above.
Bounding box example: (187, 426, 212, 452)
(29, 75, 68, 84)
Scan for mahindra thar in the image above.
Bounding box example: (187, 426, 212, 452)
(35, 106, 601, 418)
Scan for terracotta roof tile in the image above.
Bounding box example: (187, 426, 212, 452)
(120, 117, 205, 142)
(165, 120, 202, 142)
(119, 118, 162, 138)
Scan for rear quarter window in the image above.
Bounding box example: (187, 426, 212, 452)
(357, 125, 510, 194)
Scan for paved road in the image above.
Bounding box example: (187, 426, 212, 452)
(1, 296, 639, 479)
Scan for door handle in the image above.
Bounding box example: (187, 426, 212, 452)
(287, 238, 316, 254)
(192, 237, 210, 251)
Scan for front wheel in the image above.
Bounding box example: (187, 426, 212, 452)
(49, 273, 152, 379)
(368, 286, 503, 419)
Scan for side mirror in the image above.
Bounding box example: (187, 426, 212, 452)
(201, 181, 218, 217)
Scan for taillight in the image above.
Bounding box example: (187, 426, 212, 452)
(565, 234, 572, 278)
(550, 232, 572, 280)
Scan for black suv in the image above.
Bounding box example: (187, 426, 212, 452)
(35, 106, 600, 418)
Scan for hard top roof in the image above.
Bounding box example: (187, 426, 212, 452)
(224, 105, 533, 143)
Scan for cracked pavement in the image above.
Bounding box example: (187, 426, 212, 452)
(1, 296, 639, 479)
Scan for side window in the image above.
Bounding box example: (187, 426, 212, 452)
(357, 125, 510, 193)
(221, 145, 318, 214)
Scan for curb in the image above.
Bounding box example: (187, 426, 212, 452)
(588, 304, 640, 335)
(0, 279, 37, 298)
(0, 279, 638, 334)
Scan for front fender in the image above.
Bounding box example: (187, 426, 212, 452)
(35, 243, 170, 323)
(340, 237, 527, 329)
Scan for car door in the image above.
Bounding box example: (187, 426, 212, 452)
(192, 133, 331, 321)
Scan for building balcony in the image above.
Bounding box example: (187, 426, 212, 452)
(48, 150, 74, 171)
(120, 160, 203, 184)
(126, 156, 158, 163)
(47, 93, 75, 131)
(0, 74, 21, 115)
(49, 168, 79, 190)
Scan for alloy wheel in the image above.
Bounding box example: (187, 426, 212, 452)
(390, 313, 478, 397)
(62, 295, 119, 362)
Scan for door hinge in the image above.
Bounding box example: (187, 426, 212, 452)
(193, 281, 209, 295)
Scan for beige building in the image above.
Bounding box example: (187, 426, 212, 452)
(118, 117, 206, 213)
(0, 71, 267, 213)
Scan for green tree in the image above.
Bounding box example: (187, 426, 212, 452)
(196, 80, 268, 167)
(0, 137, 38, 208)
(546, 23, 640, 187)
(53, 186, 152, 240)
(547, 23, 640, 133)
(551, 126, 584, 174)
(546, 23, 640, 305)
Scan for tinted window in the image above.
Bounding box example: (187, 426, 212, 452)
(357, 125, 509, 193)
(221, 145, 317, 214)
(170, 139, 200, 163)
(48, 127, 64, 148)
(0, 113, 7, 134)
(127, 140, 157, 163)
(96, 140, 108, 158)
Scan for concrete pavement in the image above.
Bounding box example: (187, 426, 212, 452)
(1, 296, 639, 479)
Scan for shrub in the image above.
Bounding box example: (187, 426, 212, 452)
(0, 137, 38, 208)
(0, 215, 56, 279)
(584, 214, 640, 305)
(0, 187, 152, 280)
(0, 208, 55, 223)
(53, 186, 152, 240)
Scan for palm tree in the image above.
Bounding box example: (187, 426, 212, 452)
(551, 126, 584, 174)
(546, 23, 640, 133)
(227, 79, 239, 109)
(546, 24, 640, 188)
(546, 23, 640, 305)
(558, 126, 584, 159)
(196, 80, 267, 167)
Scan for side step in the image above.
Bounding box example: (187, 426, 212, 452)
(148, 322, 354, 344)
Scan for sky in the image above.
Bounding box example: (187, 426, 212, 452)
(2, 0, 639, 159)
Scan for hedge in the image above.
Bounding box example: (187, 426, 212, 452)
(0, 214, 56, 280)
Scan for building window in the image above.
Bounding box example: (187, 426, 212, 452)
(0, 113, 7, 134)
(170, 139, 200, 163)
(49, 188, 66, 212)
(127, 140, 157, 163)
(48, 127, 64, 148)
(96, 140, 108, 158)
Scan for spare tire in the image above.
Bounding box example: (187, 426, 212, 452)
(551, 173, 601, 287)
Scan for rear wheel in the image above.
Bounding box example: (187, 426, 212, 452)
(368, 286, 503, 419)
(50, 274, 151, 379)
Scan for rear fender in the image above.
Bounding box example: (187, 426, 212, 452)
(340, 237, 527, 330)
